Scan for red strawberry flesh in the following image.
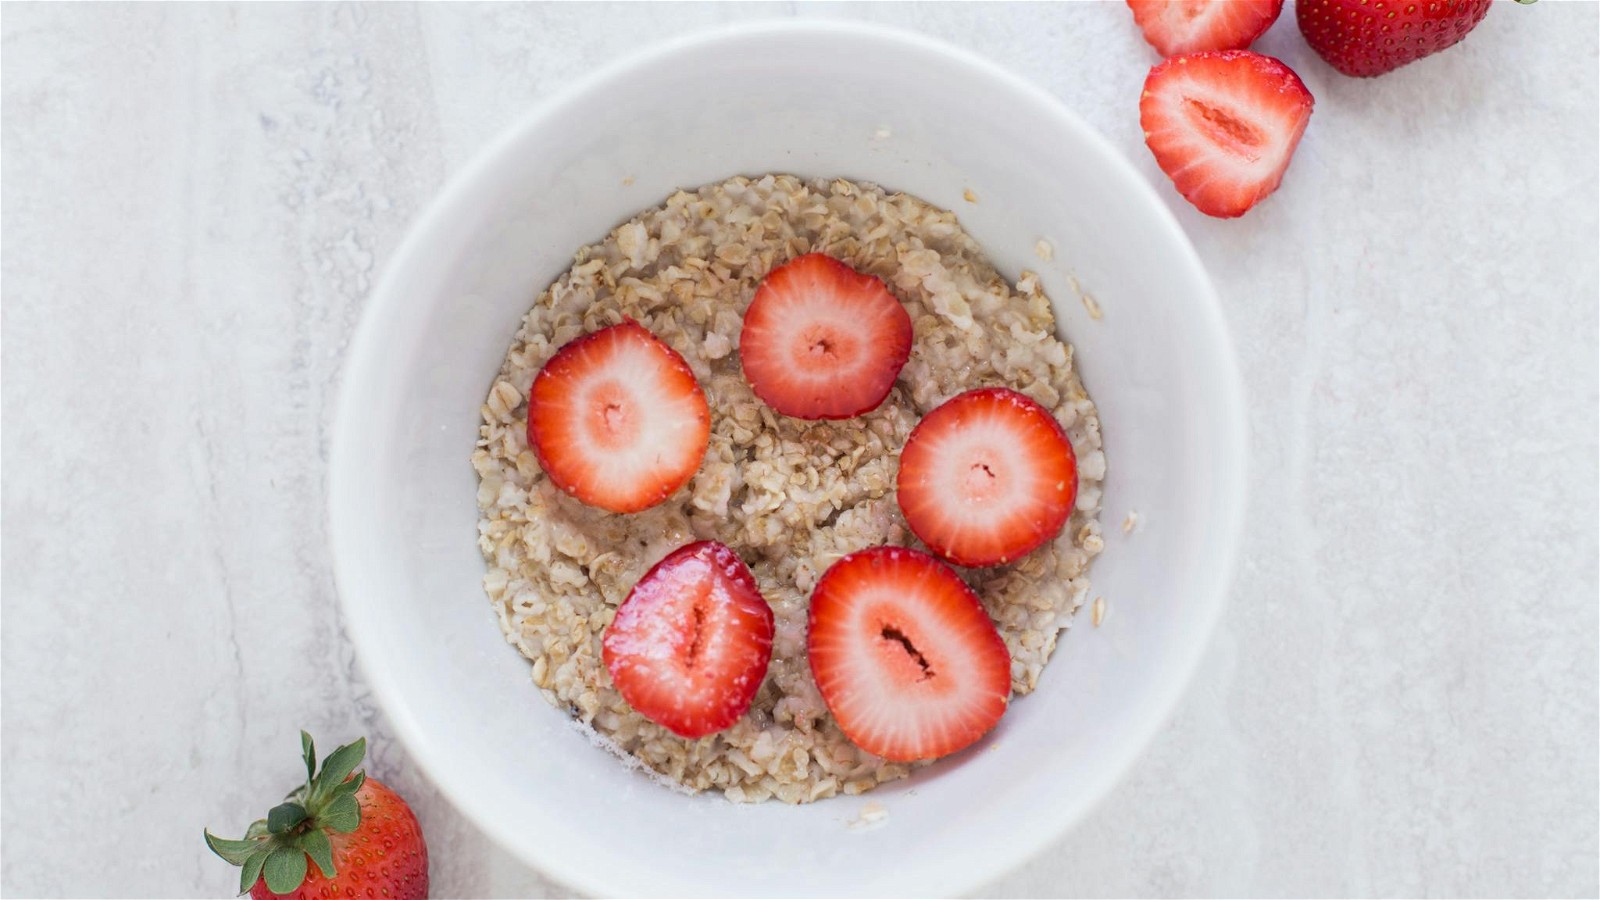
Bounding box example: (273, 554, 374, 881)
(603, 541, 774, 739)
(526, 319, 710, 514)
(739, 253, 913, 420)
(1128, 0, 1285, 56)
(896, 387, 1078, 568)
(807, 546, 1011, 762)
(1297, 0, 1491, 78)
(1140, 50, 1314, 219)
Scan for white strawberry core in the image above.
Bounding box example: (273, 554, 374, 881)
(960, 459, 1002, 503)
(933, 426, 1032, 525)
(588, 381, 641, 450)
(785, 315, 862, 380)
(1157, 0, 1224, 38)
(1184, 98, 1264, 160)
(797, 322, 856, 367)
(826, 596, 993, 755)
(567, 340, 702, 484)
(856, 600, 963, 697)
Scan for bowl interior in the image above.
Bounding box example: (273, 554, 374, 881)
(331, 22, 1244, 898)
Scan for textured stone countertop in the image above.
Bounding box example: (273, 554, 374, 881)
(3, 3, 1596, 897)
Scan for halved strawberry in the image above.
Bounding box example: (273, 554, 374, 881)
(526, 319, 710, 514)
(807, 546, 1011, 762)
(1128, 0, 1285, 56)
(739, 253, 913, 420)
(896, 388, 1077, 568)
(603, 541, 775, 739)
(1139, 50, 1314, 219)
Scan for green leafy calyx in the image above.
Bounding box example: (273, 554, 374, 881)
(204, 732, 367, 895)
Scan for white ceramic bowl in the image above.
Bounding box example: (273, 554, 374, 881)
(331, 20, 1245, 897)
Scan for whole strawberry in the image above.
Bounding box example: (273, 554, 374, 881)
(1296, 0, 1494, 77)
(205, 734, 428, 899)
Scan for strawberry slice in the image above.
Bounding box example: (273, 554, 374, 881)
(807, 546, 1011, 762)
(1128, 0, 1285, 56)
(739, 253, 913, 420)
(602, 541, 775, 739)
(1139, 50, 1314, 219)
(526, 319, 710, 514)
(896, 388, 1077, 568)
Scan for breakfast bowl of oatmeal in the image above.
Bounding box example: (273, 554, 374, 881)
(330, 20, 1245, 897)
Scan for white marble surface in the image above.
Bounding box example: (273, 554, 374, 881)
(3, 3, 1596, 897)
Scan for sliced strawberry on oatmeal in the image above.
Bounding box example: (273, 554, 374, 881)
(896, 387, 1078, 568)
(526, 319, 710, 514)
(603, 541, 775, 739)
(807, 546, 1011, 762)
(738, 253, 913, 420)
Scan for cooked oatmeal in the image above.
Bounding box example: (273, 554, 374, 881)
(473, 174, 1106, 803)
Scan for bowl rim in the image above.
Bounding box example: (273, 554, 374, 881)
(329, 17, 1247, 896)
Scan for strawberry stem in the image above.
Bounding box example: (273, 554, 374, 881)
(204, 731, 367, 896)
